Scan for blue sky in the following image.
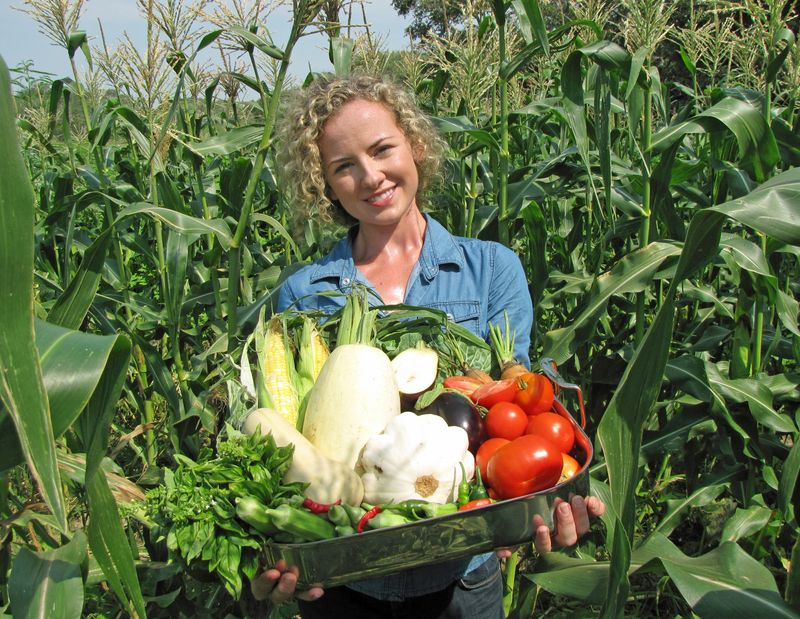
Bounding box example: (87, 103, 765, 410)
(1, 1, 412, 84)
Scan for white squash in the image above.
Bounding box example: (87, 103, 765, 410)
(301, 343, 401, 471)
(359, 411, 475, 504)
(243, 407, 364, 506)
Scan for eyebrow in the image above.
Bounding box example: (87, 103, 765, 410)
(325, 135, 394, 169)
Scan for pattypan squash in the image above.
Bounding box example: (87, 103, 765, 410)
(359, 412, 475, 504)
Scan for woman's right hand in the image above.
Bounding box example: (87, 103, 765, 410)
(250, 560, 324, 604)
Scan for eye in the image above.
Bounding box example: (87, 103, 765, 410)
(375, 144, 393, 156)
(333, 161, 352, 174)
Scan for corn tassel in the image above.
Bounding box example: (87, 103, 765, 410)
(295, 317, 330, 429)
(256, 315, 300, 426)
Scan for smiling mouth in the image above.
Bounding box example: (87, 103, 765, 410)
(367, 187, 395, 205)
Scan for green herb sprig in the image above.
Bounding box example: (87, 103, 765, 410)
(138, 426, 305, 599)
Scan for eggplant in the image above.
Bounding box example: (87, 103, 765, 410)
(416, 391, 488, 454)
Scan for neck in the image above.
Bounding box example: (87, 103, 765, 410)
(352, 209, 427, 264)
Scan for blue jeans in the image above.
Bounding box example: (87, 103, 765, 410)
(296, 555, 505, 619)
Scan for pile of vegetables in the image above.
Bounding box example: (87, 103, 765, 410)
(142, 290, 585, 598)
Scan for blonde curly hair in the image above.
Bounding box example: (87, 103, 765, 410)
(276, 73, 444, 223)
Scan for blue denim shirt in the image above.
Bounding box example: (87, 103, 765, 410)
(277, 215, 533, 365)
(276, 215, 533, 600)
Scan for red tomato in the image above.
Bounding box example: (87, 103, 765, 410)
(485, 401, 528, 440)
(443, 375, 484, 398)
(560, 453, 581, 482)
(524, 412, 575, 453)
(514, 372, 555, 415)
(476, 437, 510, 481)
(471, 378, 518, 408)
(486, 434, 563, 499)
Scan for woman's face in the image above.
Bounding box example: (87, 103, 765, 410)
(318, 98, 420, 228)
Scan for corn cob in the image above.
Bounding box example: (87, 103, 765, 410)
(295, 317, 330, 429)
(299, 317, 330, 383)
(256, 315, 300, 426)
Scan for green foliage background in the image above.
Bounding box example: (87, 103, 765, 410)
(1, 0, 799, 617)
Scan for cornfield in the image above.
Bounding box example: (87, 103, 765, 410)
(1, 0, 798, 616)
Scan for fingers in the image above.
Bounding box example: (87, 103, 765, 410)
(533, 494, 607, 553)
(553, 498, 579, 547)
(495, 547, 513, 559)
(533, 518, 552, 554)
(250, 560, 324, 604)
(296, 585, 325, 602)
(570, 495, 591, 537)
(585, 495, 606, 518)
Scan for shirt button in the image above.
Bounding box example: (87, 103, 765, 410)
(342, 277, 351, 285)
(446, 312, 454, 321)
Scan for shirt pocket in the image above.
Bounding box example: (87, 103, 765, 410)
(427, 300, 482, 336)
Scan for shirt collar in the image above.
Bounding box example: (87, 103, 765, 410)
(417, 214, 465, 280)
(306, 214, 465, 286)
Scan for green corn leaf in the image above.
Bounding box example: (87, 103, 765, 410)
(765, 28, 795, 84)
(720, 505, 774, 543)
(0, 55, 67, 529)
(47, 228, 111, 330)
(228, 25, 285, 60)
(778, 433, 800, 528)
(164, 229, 189, 329)
(330, 37, 354, 75)
(432, 116, 501, 151)
(705, 363, 796, 433)
(654, 482, 729, 536)
(510, 0, 548, 50)
(651, 97, 779, 182)
(625, 46, 650, 103)
(542, 242, 680, 364)
(181, 124, 265, 157)
(0, 320, 126, 467)
(708, 166, 800, 244)
(647, 534, 797, 618)
(720, 235, 775, 280)
(77, 327, 144, 617)
(532, 533, 795, 617)
(8, 531, 88, 618)
(117, 202, 233, 250)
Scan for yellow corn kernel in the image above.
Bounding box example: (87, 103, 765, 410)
(258, 316, 299, 426)
(296, 317, 329, 395)
(310, 326, 330, 381)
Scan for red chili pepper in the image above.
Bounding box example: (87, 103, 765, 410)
(356, 505, 382, 533)
(302, 498, 342, 514)
(458, 498, 494, 511)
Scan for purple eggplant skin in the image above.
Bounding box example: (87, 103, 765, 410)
(416, 391, 488, 454)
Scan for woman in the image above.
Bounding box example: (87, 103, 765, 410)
(252, 73, 604, 616)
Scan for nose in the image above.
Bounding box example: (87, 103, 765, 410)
(360, 158, 385, 189)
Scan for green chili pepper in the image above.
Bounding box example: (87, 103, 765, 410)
(365, 511, 413, 530)
(327, 504, 351, 527)
(265, 504, 336, 542)
(420, 502, 458, 518)
(458, 462, 471, 506)
(383, 500, 435, 520)
(342, 503, 367, 528)
(235, 496, 277, 535)
(470, 465, 489, 500)
(335, 525, 357, 537)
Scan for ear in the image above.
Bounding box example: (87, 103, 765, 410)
(412, 143, 425, 162)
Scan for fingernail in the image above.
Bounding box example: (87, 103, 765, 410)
(559, 502, 570, 515)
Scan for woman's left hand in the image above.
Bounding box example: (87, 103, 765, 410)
(535, 495, 605, 553)
(496, 495, 605, 559)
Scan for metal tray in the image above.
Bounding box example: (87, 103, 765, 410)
(263, 359, 593, 589)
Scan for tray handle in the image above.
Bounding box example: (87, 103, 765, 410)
(539, 357, 586, 429)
